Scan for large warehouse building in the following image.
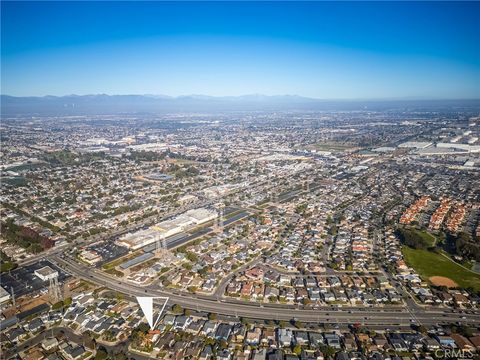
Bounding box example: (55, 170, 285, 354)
(116, 207, 217, 250)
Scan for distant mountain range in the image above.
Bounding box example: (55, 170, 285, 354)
(2, 94, 480, 115)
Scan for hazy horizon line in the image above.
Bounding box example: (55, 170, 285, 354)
(2, 93, 480, 102)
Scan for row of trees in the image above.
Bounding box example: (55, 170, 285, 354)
(449, 231, 480, 261)
(1, 219, 54, 254)
(128, 149, 198, 162)
(395, 227, 433, 250)
(94, 347, 128, 360)
(167, 164, 200, 178)
(42, 150, 108, 166)
(0, 250, 17, 273)
(2, 202, 61, 233)
(398, 224, 479, 262)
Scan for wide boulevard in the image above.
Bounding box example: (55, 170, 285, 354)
(51, 255, 480, 328)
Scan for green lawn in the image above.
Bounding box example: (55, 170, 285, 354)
(402, 246, 480, 291)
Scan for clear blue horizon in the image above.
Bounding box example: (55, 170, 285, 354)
(1, 1, 479, 99)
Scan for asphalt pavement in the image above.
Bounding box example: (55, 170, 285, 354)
(51, 255, 480, 328)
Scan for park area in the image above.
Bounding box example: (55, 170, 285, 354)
(402, 246, 480, 292)
(411, 229, 437, 247)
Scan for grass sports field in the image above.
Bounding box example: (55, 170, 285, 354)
(402, 246, 480, 291)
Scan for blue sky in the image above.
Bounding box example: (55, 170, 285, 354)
(1, 1, 479, 99)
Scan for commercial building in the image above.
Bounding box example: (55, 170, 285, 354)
(398, 141, 432, 149)
(144, 173, 173, 181)
(116, 207, 217, 250)
(79, 249, 102, 265)
(0, 286, 11, 304)
(127, 143, 168, 152)
(436, 143, 480, 153)
(34, 266, 58, 281)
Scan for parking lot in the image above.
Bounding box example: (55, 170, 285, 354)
(86, 241, 128, 267)
(0, 260, 68, 298)
(224, 206, 240, 215)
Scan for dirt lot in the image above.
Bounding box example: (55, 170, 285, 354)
(429, 276, 458, 288)
(2, 295, 50, 318)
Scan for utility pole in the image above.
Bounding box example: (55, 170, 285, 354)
(49, 275, 62, 303)
(11, 287, 15, 308)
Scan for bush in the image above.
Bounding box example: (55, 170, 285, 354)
(95, 349, 108, 360)
(52, 301, 64, 310)
(172, 304, 183, 314)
